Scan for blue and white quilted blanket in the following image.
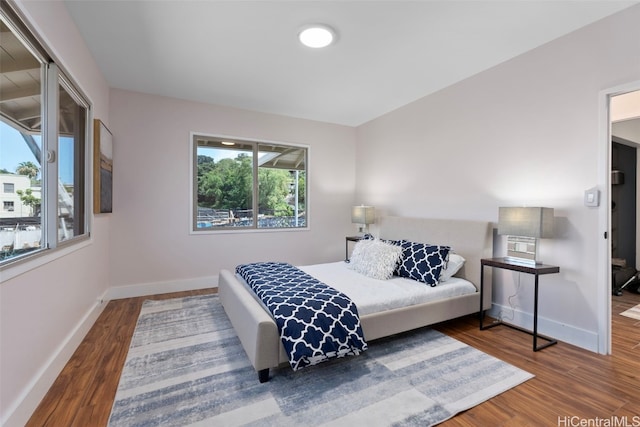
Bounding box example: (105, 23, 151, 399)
(236, 262, 368, 371)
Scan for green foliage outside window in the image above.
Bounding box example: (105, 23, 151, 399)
(16, 188, 41, 216)
(198, 154, 305, 215)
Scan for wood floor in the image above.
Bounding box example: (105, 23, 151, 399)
(27, 288, 640, 426)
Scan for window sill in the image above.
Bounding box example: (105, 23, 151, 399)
(189, 226, 310, 236)
(0, 237, 91, 283)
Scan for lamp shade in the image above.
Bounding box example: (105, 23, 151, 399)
(498, 207, 554, 238)
(351, 205, 375, 225)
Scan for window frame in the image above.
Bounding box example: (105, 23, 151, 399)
(0, 2, 92, 272)
(190, 132, 310, 234)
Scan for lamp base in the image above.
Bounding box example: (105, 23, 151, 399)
(357, 225, 370, 235)
(506, 236, 539, 266)
(504, 256, 540, 267)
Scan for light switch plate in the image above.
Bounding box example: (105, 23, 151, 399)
(584, 187, 600, 207)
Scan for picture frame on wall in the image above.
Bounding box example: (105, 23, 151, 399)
(93, 119, 113, 213)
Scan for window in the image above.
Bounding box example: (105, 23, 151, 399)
(192, 134, 308, 231)
(1, 4, 90, 266)
(56, 80, 87, 241)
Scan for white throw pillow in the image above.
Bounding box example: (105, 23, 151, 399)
(348, 238, 402, 280)
(439, 253, 466, 281)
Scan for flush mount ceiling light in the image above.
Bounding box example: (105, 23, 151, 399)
(298, 25, 336, 48)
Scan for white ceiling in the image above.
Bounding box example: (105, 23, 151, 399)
(64, 1, 637, 127)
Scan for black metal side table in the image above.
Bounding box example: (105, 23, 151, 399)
(479, 257, 560, 351)
(345, 235, 364, 262)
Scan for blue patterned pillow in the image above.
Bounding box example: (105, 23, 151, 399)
(395, 240, 451, 286)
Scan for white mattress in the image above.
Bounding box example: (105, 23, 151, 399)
(235, 261, 476, 316)
(230, 261, 474, 316)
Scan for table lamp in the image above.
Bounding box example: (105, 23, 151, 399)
(498, 207, 554, 266)
(352, 205, 375, 234)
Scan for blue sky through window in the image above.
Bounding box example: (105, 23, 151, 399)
(1, 121, 74, 184)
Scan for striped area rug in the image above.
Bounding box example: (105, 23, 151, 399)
(621, 303, 640, 320)
(108, 294, 533, 426)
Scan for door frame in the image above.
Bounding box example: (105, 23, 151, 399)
(597, 80, 640, 354)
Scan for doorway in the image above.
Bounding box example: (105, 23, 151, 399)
(607, 88, 640, 354)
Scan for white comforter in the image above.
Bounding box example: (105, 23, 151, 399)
(299, 261, 476, 315)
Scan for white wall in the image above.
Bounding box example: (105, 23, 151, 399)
(107, 89, 357, 296)
(356, 5, 640, 351)
(0, 1, 111, 426)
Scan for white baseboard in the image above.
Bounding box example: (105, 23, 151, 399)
(488, 303, 599, 352)
(2, 291, 108, 427)
(105, 275, 218, 300)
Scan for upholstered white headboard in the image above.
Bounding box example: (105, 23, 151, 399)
(376, 216, 493, 290)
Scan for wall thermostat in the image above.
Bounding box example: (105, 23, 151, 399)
(584, 187, 600, 207)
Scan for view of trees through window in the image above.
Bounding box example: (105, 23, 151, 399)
(193, 136, 307, 230)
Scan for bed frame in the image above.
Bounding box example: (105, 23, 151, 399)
(218, 216, 494, 382)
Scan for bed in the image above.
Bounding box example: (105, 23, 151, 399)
(218, 216, 494, 382)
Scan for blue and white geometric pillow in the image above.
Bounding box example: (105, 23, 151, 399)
(395, 240, 451, 286)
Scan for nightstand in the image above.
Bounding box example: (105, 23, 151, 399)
(345, 235, 364, 262)
(479, 257, 560, 351)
